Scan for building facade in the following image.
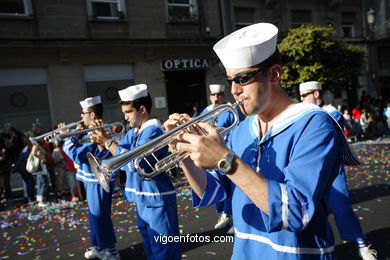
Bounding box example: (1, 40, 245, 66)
(0, 0, 389, 132)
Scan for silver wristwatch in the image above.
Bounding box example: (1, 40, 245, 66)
(217, 150, 235, 175)
(104, 138, 114, 149)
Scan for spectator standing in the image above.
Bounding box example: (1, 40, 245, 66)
(384, 102, 390, 133)
(30, 139, 50, 207)
(352, 105, 362, 141)
(0, 138, 12, 205)
(14, 142, 36, 204)
(52, 141, 78, 201)
(360, 109, 372, 140)
(343, 109, 353, 141)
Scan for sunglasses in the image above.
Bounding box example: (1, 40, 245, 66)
(300, 91, 315, 98)
(81, 111, 92, 115)
(210, 92, 224, 96)
(226, 69, 263, 86)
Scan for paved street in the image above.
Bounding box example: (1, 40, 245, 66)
(1, 139, 389, 260)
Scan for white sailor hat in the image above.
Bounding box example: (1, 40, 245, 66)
(79, 96, 102, 109)
(299, 81, 322, 92)
(213, 23, 278, 69)
(209, 84, 225, 93)
(118, 83, 148, 102)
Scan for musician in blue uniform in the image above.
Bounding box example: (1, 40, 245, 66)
(61, 96, 119, 260)
(164, 23, 361, 259)
(299, 81, 377, 260)
(91, 84, 181, 260)
(200, 84, 244, 233)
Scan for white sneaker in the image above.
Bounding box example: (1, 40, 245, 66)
(102, 251, 121, 260)
(227, 226, 235, 235)
(214, 213, 232, 229)
(38, 202, 48, 208)
(84, 247, 107, 259)
(359, 245, 377, 260)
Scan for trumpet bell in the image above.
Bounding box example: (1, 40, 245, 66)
(87, 153, 112, 193)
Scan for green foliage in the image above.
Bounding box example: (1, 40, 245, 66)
(278, 24, 365, 95)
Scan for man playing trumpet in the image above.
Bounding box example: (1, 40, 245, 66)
(90, 84, 181, 260)
(164, 23, 360, 259)
(59, 96, 119, 260)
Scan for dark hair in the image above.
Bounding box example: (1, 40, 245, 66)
(120, 93, 152, 113)
(253, 48, 282, 72)
(87, 103, 104, 119)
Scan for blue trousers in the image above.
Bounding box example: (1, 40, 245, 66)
(36, 174, 48, 198)
(136, 203, 181, 260)
(214, 197, 232, 216)
(17, 168, 35, 202)
(84, 182, 116, 250)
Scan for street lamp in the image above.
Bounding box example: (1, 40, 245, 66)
(366, 8, 390, 33)
(366, 8, 376, 31)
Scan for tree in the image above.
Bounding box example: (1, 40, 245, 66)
(278, 24, 365, 98)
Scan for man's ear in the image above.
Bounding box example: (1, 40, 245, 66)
(90, 111, 97, 119)
(269, 64, 282, 83)
(139, 105, 146, 114)
(314, 90, 321, 99)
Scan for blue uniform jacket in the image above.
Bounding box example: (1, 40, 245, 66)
(115, 119, 176, 206)
(63, 136, 112, 183)
(192, 103, 355, 259)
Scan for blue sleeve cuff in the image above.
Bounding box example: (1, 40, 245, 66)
(258, 179, 284, 233)
(262, 179, 311, 233)
(192, 171, 228, 208)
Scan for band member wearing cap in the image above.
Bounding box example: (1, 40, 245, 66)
(61, 96, 119, 260)
(201, 84, 244, 233)
(91, 84, 181, 260)
(300, 81, 377, 260)
(164, 23, 360, 259)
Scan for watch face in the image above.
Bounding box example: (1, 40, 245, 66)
(219, 160, 231, 173)
(220, 161, 227, 169)
(218, 151, 234, 174)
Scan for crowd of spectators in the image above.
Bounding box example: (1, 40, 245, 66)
(337, 92, 389, 142)
(0, 125, 85, 210)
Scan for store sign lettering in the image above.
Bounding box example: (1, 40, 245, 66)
(161, 59, 209, 71)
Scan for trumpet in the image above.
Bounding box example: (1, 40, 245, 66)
(55, 122, 125, 143)
(87, 101, 242, 192)
(29, 120, 83, 145)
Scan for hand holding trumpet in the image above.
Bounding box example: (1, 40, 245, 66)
(88, 119, 123, 154)
(89, 119, 110, 147)
(163, 113, 229, 170)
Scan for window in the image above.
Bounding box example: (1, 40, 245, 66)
(291, 10, 312, 27)
(83, 65, 134, 122)
(378, 46, 390, 69)
(86, 0, 126, 20)
(387, 1, 390, 21)
(341, 12, 356, 38)
(234, 7, 255, 30)
(0, 0, 33, 16)
(167, 0, 199, 23)
(0, 68, 51, 132)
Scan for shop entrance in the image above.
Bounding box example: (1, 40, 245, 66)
(165, 70, 207, 116)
